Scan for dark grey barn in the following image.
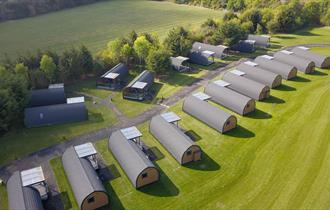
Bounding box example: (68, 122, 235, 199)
(292, 46, 330, 68)
(123, 70, 154, 101)
(236, 61, 282, 88)
(231, 40, 256, 53)
(192, 42, 229, 58)
(109, 128, 160, 189)
(97, 63, 129, 90)
(274, 50, 315, 73)
(205, 81, 255, 116)
(222, 71, 270, 101)
(7, 171, 44, 210)
(188, 51, 214, 66)
(254, 55, 297, 80)
(149, 113, 202, 165)
(62, 146, 109, 210)
(182, 93, 237, 133)
(24, 100, 88, 128)
(28, 86, 66, 107)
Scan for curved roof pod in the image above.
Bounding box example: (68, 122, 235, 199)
(125, 70, 154, 89)
(100, 63, 129, 80)
(273, 50, 315, 73)
(7, 171, 44, 210)
(182, 95, 237, 133)
(188, 51, 214, 66)
(247, 34, 270, 48)
(108, 130, 160, 188)
(28, 87, 66, 107)
(236, 61, 282, 88)
(292, 46, 330, 68)
(205, 82, 255, 116)
(149, 114, 202, 165)
(254, 55, 297, 80)
(62, 147, 109, 210)
(192, 42, 229, 58)
(222, 72, 270, 101)
(170, 56, 190, 72)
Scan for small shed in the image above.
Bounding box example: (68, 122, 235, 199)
(7, 167, 48, 210)
(123, 70, 154, 101)
(62, 144, 109, 210)
(205, 80, 255, 115)
(182, 93, 237, 133)
(97, 63, 129, 90)
(292, 46, 330, 68)
(247, 34, 270, 48)
(236, 61, 282, 88)
(231, 40, 256, 53)
(274, 50, 315, 73)
(254, 55, 297, 80)
(150, 112, 202, 165)
(192, 42, 229, 58)
(222, 71, 270, 101)
(170, 56, 191, 72)
(188, 51, 214, 66)
(28, 85, 66, 107)
(109, 127, 160, 188)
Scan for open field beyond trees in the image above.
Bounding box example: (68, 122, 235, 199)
(0, 0, 221, 59)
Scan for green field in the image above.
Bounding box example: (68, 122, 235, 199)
(0, 0, 221, 59)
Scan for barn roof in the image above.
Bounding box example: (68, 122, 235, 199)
(205, 81, 254, 115)
(24, 102, 87, 128)
(28, 87, 66, 107)
(192, 42, 228, 58)
(182, 95, 235, 133)
(254, 55, 297, 80)
(125, 70, 154, 90)
(247, 34, 270, 47)
(108, 129, 156, 188)
(292, 46, 330, 68)
(170, 56, 189, 68)
(188, 51, 213, 66)
(7, 171, 44, 210)
(62, 146, 107, 208)
(101, 63, 129, 80)
(274, 50, 315, 73)
(222, 72, 268, 100)
(150, 114, 198, 164)
(236, 62, 282, 88)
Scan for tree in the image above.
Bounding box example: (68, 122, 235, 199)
(210, 20, 247, 46)
(0, 89, 18, 132)
(302, 1, 321, 25)
(227, 0, 245, 12)
(321, 8, 330, 26)
(15, 63, 29, 79)
(79, 45, 94, 74)
(40, 54, 57, 83)
(101, 38, 125, 65)
(146, 48, 171, 75)
(163, 27, 192, 57)
(223, 11, 238, 21)
(240, 9, 262, 32)
(120, 43, 134, 64)
(133, 36, 152, 65)
(126, 30, 138, 46)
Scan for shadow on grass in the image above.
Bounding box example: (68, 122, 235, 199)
(275, 84, 296, 91)
(184, 152, 220, 171)
(291, 76, 311, 83)
(146, 146, 165, 161)
(312, 70, 328, 76)
(98, 164, 121, 182)
(59, 192, 72, 210)
(262, 95, 285, 104)
(184, 130, 202, 142)
(225, 125, 255, 138)
(102, 182, 125, 210)
(88, 112, 105, 122)
(140, 163, 179, 197)
(245, 109, 272, 119)
(44, 192, 65, 210)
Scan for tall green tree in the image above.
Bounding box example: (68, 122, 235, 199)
(133, 36, 152, 65)
(146, 48, 171, 75)
(210, 20, 247, 46)
(40, 54, 57, 83)
(120, 43, 134, 64)
(164, 27, 192, 57)
(15, 63, 29, 79)
(79, 45, 94, 74)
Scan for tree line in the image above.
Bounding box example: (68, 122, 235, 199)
(0, 0, 104, 22)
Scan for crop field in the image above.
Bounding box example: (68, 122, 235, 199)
(49, 47, 330, 210)
(0, 0, 221, 59)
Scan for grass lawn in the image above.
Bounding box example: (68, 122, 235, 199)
(0, 184, 8, 210)
(0, 0, 222, 59)
(0, 97, 117, 166)
(88, 48, 330, 209)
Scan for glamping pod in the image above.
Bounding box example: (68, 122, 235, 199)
(254, 55, 297, 80)
(247, 34, 270, 48)
(62, 143, 109, 210)
(188, 51, 214, 66)
(231, 40, 256, 53)
(123, 70, 154, 101)
(236, 61, 282, 88)
(150, 112, 202, 165)
(222, 71, 270, 101)
(24, 97, 88, 128)
(192, 42, 229, 58)
(7, 167, 49, 210)
(274, 50, 315, 73)
(28, 84, 66, 107)
(109, 127, 160, 188)
(182, 93, 237, 133)
(97, 63, 129, 90)
(170, 56, 191, 72)
(292, 46, 330, 68)
(205, 81, 255, 116)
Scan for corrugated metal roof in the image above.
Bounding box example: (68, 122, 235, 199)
(274, 51, 315, 73)
(260, 55, 274, 60)
(74, 142, 97, 158)
(101, 63, 129, 80)
(160, 112, 181, 123)
(66, 96, 85, 104)
(104, 72, 119, 79)
(230, 69, 246, 76)
(28, 87, 66, 107)
(132, 81, 148, 89)
(121, 126, 142, 140)
(292, 46, 330, 68)
(192, 92, 211, 101)
(21, 166, 45, 187)
(213, 80, 231, 87)
(48, 83, 64, 89)
(192, 42, 228, 58)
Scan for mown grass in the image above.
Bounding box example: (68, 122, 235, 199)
(92, 48, 330, 209)
(0, 184, 8, 210)
(0, 0, 222, 59)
